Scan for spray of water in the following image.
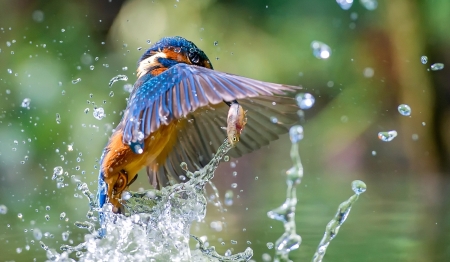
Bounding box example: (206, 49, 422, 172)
(42, 140, 255, 262)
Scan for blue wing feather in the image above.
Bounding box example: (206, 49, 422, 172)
(121, 63, 298, 147)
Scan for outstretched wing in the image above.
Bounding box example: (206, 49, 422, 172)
(148, 96, 300, 189)
(121, 63, 299, 148)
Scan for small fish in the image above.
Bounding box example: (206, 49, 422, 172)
(227, 103, 247, 146)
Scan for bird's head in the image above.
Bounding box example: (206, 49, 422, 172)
(136, 36, 213, 78)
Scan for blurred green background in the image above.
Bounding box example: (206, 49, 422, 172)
(1, 0, 450, 261)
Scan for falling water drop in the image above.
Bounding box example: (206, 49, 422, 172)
(56, 113, 61, 124)
(360, 0, 378, 10)
(93, 107, 105, 120)
(430, 63, 444, 71)
(351, 180, 367, 195)
(109, 75, 128, 87)
(336, 0, 353, 10)
(224, 190, 233, 206)
(295, 93, 315, 110)
(378, 131, 397, 142)
(0, 205, 7, 214)
(52, 166, 63, 180)
(21, 98, 31, 108)
(398, 104, 411, 116)
(123, 83, 133, 93)
(72, 78, 81, 84)
(289, 125, 304, 143)
(311, 41, 331, 59)
(421, 56, 428, 64)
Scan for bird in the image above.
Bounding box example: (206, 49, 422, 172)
(97, 36, 301, 213)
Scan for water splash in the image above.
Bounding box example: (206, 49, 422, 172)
(267, 125, 304, 262)
(312, 180, 367, 262)
(42, 140, 253, 261)
(109, 75, 128, 87)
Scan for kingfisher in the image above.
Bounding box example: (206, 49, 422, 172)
(97, 36, 300, 213)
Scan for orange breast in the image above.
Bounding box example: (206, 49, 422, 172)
(101, 122, 179, 183)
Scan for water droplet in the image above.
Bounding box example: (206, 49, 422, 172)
(295, 93, 315, 109)
(32, 10, 44, 22)
(52, 166, 63, 180)
(224, 190, 234, 206)
(360, 0, 378, 10)
(90, 65, 94, 70)
(262, 253, 272, 262)
(147, 39, 151, 44)
(21, 98, 31, 108)
(122, 67, 128, 71)
(398, 104, 411, 116)
(336, 0, 353, 10)
(213, 41, 218, 46)
(224, 155, 230, 162)
(363, 67, 374, 78)
(84, 108, 89, 114)
(0, 204, 7, 214)
(124, 83, 133, 93)
(266, 242, 274, 249)
(412, 134, 419, 141)
(421, 56, 428, 64)
(371, 150, 376, 156)
(289, 125, 304, 143)
(270, 116, 278, 123)
(33, 228, 42, 240)
(45, 206, 50, 211)
(59, 212, 66, 220)
(18, 213, 23, 219)
(231, 183, 238, 189)
(311, 41, 331, 59)
(109, 91, 114, 97)
(232, 171, 237, 177)
(7, 68, 12, 74)
(378, 130, 397, 142)
(62, 231, 70, 241)
(72, 78, 81, 84)
(45, 214, 50, 221)
(93, 107, 105, 120)
(121, 191, 132, 201)
(109, 75, 128, 87)
(430, 63, 444, 71)
(351, 180, 366, 195)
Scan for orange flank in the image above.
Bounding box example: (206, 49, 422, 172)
(101, 122, 179, 208)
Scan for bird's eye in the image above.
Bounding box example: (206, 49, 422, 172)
(188, 49, 200, 64)
(233, 137, 237, 142)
